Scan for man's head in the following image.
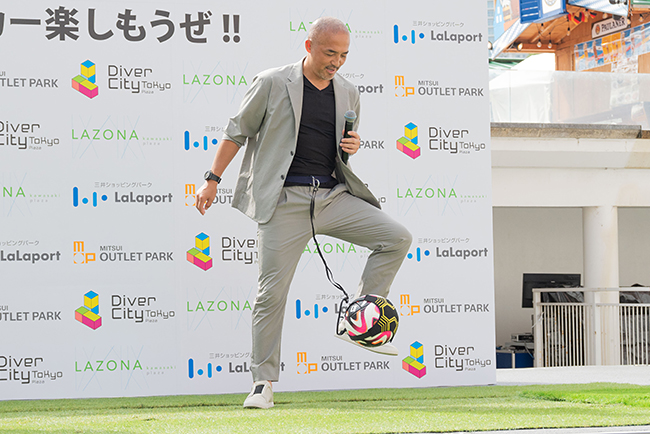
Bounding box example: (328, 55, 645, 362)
(304, 17, 350, 84)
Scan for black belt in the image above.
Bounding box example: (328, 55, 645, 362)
(284, 175, 338, 188)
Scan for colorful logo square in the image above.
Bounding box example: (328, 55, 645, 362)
(72, 60, 98, 99)
(397, 123, 421, 159)
(75, 290, 102, 330)
(187, 232, 212, 270)
(402, 341, 426, 378)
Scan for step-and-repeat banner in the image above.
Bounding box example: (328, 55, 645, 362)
(0, 0, 495, 400)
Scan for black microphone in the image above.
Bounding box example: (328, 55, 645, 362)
(342, 110, 357, 164)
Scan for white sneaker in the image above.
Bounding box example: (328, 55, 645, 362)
(243, 380, 274, 409)
(335, 332, 399, 356)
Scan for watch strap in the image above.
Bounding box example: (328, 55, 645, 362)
(205, 170, 222, 183)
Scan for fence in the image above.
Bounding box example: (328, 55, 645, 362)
(533, 288, 650, 367)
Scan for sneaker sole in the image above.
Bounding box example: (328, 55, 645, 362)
(243, 398, 274, 409)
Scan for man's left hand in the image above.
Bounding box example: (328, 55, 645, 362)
(341, 130, 360, 156)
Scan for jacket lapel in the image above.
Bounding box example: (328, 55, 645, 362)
(286, 60, 304, 142)
(333, 75, 348, 159)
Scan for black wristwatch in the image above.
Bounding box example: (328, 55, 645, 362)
(204, 170, 222, 184)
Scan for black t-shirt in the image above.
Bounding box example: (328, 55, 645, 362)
(287, 77, 337, 177)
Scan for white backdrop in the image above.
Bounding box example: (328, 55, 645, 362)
(0, 0, 495, 400)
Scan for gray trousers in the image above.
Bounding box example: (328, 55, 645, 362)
(251, 184, 412, 381)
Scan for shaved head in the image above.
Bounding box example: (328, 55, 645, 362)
(308, 17, 349, 46)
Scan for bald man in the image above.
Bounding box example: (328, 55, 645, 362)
(195, 17, 411, 409)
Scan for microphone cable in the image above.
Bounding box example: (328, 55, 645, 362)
(308, 176, 350, 336)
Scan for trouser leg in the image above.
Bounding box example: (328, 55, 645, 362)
(252, 188, 312, 382)
(251, 185, 411, 381)
(316, 185, 412, 299)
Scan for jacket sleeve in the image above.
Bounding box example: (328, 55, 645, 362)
(222, 73, 272, 147)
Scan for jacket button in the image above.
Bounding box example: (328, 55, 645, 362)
(290, 151, 294, 156)
(280, 175, 285, 180)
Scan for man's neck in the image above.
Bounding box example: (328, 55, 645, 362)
(302, 59, 332, 90)
(304, 74, 332, 91)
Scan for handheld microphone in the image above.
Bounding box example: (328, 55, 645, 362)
(342, 110, 357, 164)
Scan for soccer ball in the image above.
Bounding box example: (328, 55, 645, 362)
(344, 294, 399, 347)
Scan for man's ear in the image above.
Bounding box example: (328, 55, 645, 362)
(305, 39, 312, 53)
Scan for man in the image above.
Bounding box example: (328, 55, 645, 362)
(195, 17, 411, 409)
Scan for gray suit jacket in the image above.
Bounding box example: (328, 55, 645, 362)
(223, 59, 380, 224)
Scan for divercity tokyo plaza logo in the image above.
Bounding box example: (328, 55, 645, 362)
(399, 339, 491, 374)
(187, 232, 212, 270)
(75, 291, 102, 330)
(402, 341, 426, 378)
(396, 122, 420, 159)
(72, 60, 98, 99)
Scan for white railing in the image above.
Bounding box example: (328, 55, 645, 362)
(533, 288, 650, 367)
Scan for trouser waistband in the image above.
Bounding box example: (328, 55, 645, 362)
(284, 175, 338, 188)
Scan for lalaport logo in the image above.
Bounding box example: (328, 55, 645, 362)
(407, 246, 429, 262)
(71, 60, 98, 99)
(72, 186, 173, 208)
(405, 245, 489, 263)
(72, 187, 108, 207)
(187, 355, 281, 380)
(393, 24, 425, 44)
(187, 358, 223, 378)
(295, 299, 330, 320)
(393, 23, 483, 45)
(184, 130, 218, 151)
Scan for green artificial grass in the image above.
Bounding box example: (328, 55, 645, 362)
(1, 384, 650, 434)
(522, 384, 650, 408)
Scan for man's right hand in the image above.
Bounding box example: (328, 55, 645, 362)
(195, 180, 218, 215)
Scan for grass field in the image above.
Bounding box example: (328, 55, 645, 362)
(1, 383, 650, 434)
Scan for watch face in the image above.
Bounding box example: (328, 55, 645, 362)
(204, 171, 220, 182)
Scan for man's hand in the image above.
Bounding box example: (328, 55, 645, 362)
(340, 130, 361, 156)
(195, 181, 218, 215)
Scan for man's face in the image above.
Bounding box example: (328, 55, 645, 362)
(305, 30, 350, 82)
